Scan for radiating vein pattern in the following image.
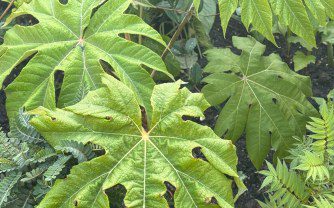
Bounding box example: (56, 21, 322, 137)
(202, 36, 317, 169)
(30, 74, 243, 207)
(0, 0, 172, 122)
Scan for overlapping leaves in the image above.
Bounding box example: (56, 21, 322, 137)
(202, 36, 317, 169)
(0, 0, 172, 122)
(30, 74, 243, 208)
(212, 0, 334, 46)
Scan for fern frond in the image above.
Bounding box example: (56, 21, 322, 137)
(4, 186, 35, 208)
(32, 180, 51, 200)
(305, 197, 334, 208)
(55, 140, 95, 163)
(260, 160, 309, 207)
(11, 109, 42, 144)
(21, 165, 49, 183)
(43, 156, 71, 182)
(294, 151, 329, 181)
(287, 136, 313, 168)
(33, 148, 56, 163)
(257, 195, 279, 208)
(11, 143, 30, 168)
(0, 133, 30, 168)
(0, 133, 21, 159)
(0, 158, 17, 173)
(0, 172, 21, 207)
(307, 103, 334, 160)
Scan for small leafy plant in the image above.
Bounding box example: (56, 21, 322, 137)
(259, 92, 334, 207)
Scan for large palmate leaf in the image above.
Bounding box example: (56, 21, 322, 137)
(211, 0, 334, 46)
(30, 74, 243, 208)
(3, 0, 32, 8)
(202, 36, 317, 169)
(0, 0, 171, 122)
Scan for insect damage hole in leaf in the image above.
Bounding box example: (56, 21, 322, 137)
(14, 14, 39, 26)
(2, 52, 37, 88)
(163, 181, 176, 207)
(192, 147, 208, 161)
(30, 74, 242, 207)
(54, 70, 64, 104)
(1, 0, 172, 124)
(105, 184, 127, 208)
(99, 59, 119, 81)
(272, 98, 278, 104)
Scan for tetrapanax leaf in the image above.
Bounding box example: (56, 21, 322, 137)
(293, 51, 316, 71)
(1, 0, 172, 122)
(202, 36, 317, 169)
(30, 74, 243, 208)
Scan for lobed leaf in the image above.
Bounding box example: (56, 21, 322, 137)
(31, 74, 243, 208)
(202, 36, 317, 169)
(0, 0, 172, 123)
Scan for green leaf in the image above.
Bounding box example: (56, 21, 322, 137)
(11, 108, 42, 144)
(1, 0, 172, 122)
(21, 165, 49, 183)
(259, 160, 309, 208)
(320, 0, 334, 19)
(288, 36, 314, 51)
(202, 36, 317, 169)
(31, 74, 242, 207)
(241, 0, 276, 45)
(293, 51, 316, 71)
(304, 0, 327, 26)
(55, 140, 95, 163)
(216, 0, 325, 46)
(294, 151, 329, 181)
(218, 0, 238, 36)
(311, 197, 334, 208)
(270, 0, 316, 46)
(43, 155, 71, 182)
(132, 0, 154, 8)
(0, 172, 22, 207)
(33, 148, 56, 163)
(307, 103, 334, 159)
(320, 21, 334, 44)
(194, 0, 201, 14)
(3, 0, 32, 8)
(198, 0, 216, 35)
